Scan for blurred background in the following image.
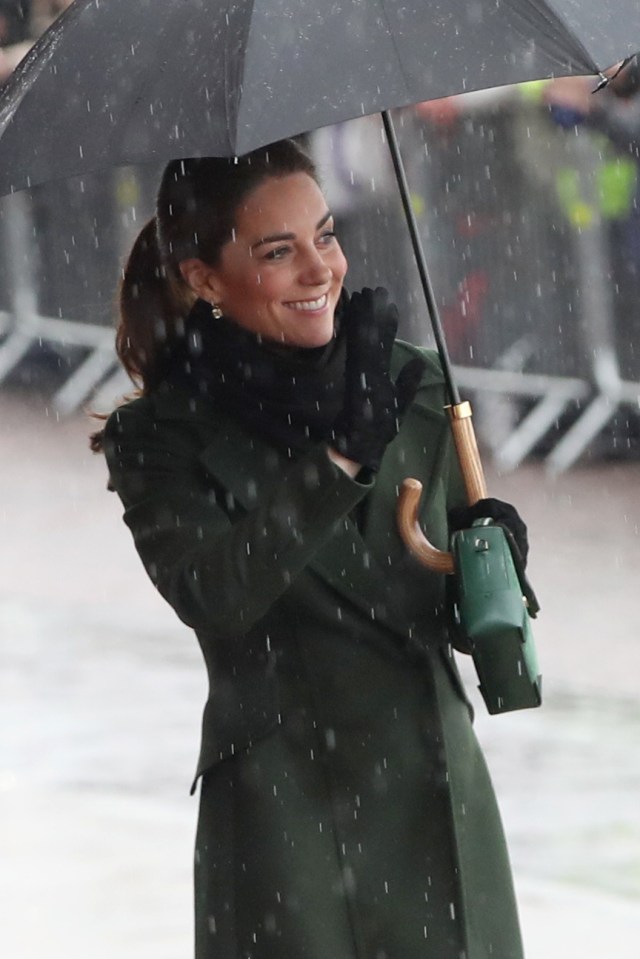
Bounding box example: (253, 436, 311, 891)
(1, 3, 639, 958)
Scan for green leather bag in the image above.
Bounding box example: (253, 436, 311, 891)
(451, 518, 542, 715)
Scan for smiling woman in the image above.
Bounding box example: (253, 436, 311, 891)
(94, 138, 525, 959)
(179, 172, 347, 348)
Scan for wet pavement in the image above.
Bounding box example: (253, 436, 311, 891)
(1, 390, 639, 958)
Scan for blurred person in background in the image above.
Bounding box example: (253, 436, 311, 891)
(30, 0, 71, 35)
(0, 0, 73, 83)
(0, 1, 31, 83)
(309, 115, 425, 343)
(5, 0, 128, 327)
(543, 56, 640, 385)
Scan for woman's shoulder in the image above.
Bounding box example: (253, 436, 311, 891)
(104, 394, 156, 438)
(102, 384, 224, 460)
(392, 340, 446, 387)
(102, 389, 209, 483)
(104, 381, 208, 433)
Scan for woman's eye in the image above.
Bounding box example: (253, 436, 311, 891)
(264, 245, 290, 261)
(318, 230, 337, 245)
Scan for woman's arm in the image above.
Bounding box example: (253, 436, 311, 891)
(105, 404, 372, 636)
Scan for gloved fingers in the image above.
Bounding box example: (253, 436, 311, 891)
(448, 497, 520, 529)
(448, 497, 529, 565)
(344, 287, 398, 368)
(370, 287, 399, 357)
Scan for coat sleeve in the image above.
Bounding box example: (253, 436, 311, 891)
(104, 403, 373, 636)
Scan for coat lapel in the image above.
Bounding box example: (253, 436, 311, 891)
(150, 370, 452, 642)
(194, 419, 396, 622)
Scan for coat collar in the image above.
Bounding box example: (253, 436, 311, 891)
(150, 347, 451, 640)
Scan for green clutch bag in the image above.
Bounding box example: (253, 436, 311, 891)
(451, 519, 542, 715)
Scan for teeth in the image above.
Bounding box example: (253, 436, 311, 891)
(286, 294, 328, 311)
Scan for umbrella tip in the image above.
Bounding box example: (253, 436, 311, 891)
(592, 54, 640, 97)
(591, 73, 609, 94)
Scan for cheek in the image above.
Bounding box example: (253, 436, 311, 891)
(249, 270, 284, 306)
(243, 267, 271, 294)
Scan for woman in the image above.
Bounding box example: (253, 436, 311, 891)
(96, 138, 525, 958)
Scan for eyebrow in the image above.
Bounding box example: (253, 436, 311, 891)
(250, 211, 333, 251)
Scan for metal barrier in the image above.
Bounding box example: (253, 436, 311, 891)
(0, 190, 117, 413)
(412, 98, 640, 473)
(0, 165, 157, 414)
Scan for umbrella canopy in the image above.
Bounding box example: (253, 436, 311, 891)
(0, 0, 639, 195)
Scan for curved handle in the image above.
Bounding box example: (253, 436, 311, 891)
(397, 402, 487, 574)
(397, 478, 455, 574)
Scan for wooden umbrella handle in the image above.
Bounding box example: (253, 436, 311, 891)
(447, 401, 488, 503)
(397, 402, 487, 573)
(397, 478, 455, 574)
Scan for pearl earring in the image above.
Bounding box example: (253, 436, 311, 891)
(211, 303, 223, 320)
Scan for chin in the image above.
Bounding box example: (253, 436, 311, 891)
(278, 316, 334, 349)
(299, 325, 335, 349)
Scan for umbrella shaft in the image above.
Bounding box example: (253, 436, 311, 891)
(381, 110, 460, 406)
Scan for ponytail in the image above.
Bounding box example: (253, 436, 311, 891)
(117, 217, 194, 391)
(89, 218, 194, 452)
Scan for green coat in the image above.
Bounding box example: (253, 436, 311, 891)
(104, 342, 523, 959)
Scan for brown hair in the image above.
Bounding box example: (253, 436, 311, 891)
(90, 139, 317, 451)
(118, 139, 317, 390)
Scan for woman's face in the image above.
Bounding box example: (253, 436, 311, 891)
(184, 172, 348, 348)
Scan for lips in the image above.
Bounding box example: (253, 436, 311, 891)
(284, 293, 329, 312)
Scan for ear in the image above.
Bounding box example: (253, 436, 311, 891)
(179, 258, 222, 303)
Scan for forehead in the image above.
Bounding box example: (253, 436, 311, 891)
(234, 172, 328, 234)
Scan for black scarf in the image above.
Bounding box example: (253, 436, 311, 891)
(164, 298, 347, 454)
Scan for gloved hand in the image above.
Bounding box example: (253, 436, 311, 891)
(448, 497, 529, 567)
(331, 287, 426, 472)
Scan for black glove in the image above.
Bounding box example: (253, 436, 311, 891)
(332, 287, 426, 472)
(448, 497, 529, 567)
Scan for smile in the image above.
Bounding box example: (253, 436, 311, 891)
(284, 294, 329, 312)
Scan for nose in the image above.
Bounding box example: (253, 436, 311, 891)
(300, 246, 332, 286)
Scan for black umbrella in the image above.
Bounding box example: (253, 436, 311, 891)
(1, 0, 639, 550)
(1, 0, 639, 196)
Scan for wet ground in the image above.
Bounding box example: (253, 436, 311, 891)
(1, 389, 639, 958)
